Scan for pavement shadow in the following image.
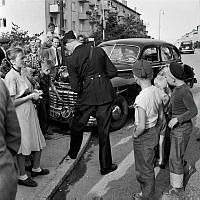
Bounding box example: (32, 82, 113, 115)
(185, 117, 200, 168)
(51, 137, 98, 200)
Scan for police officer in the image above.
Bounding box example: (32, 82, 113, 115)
(64, 31, 118, 175)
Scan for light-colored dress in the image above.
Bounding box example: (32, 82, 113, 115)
(5, 68, 46, 155)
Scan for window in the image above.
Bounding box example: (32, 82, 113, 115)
(141, 47, 159, 62)
(72, 21, 76, 31)
(80, 4, 83, 13)
(50, 17, 54, 23)
(64, 19, 68, 29)
(0, 0, 5, 6)
(0, 18, 6, 27)
(161, 46, 173, 61)
(80, 22, 83, 31)
(171, 47, 180, 60)
(102, 44, 139, 62)
(3, 18, 6, 27)
(71, 2, 76, 12)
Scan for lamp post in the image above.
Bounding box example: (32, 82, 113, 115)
(158, 10, 164, 40)
(59, 0, 64, 64)
(102, 0, 106, 40)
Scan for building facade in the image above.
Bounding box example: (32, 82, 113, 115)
(0, 0, 147, 39)
(175, 25, 200, 48)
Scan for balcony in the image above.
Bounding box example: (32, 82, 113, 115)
(49, 4, 59, 13)
(117, 11, 125, 18)
(78, 0, 89, 3)
(78, 12, 89, 20)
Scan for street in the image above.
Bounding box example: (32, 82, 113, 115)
(51, 50, 200, 200)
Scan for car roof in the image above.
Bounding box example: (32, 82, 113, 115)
(99, 38, 173, 47)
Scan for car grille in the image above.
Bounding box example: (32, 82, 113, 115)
(49, 82, 96, 126)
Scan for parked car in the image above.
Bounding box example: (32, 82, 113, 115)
(49, 38, 196, 131)
(179, 40, 195, 54)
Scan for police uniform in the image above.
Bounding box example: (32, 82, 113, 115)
(66, 44, 117, 171)
(36, 73, 51, 137)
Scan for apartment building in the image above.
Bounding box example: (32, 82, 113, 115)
(0, 0, 146, 39)
(175, 25, 200, 48)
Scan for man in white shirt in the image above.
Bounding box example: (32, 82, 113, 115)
(43, 36, 62, 80)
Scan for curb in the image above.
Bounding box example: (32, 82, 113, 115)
(35, 132, 92, 200)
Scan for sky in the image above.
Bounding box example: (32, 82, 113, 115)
(126, 0, 200, 44)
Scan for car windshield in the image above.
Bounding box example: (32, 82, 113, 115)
(101, 44, 140, 63)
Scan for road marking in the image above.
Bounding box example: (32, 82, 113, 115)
(85, 150, 135, 198)
(112, 135, 132, 148)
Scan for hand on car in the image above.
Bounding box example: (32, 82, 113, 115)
(33, 89, 43, 96)
(30, 92, 40, 100)
(168, 117, 178, 129)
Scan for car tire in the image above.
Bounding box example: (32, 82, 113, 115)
(110, 95, 128, 132)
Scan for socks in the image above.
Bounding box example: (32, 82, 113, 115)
(19, 174, 28, 180)
(32, 167, 42, 172)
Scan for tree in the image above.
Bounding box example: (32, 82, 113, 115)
(90, 12, 148, 45)
(0, 23, 44, 47)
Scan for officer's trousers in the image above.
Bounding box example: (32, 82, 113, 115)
(133, 126, 159, 199)
(38, 98, 50, 135)
(169, 121, 192, 188)
(68, 102, 113, 169)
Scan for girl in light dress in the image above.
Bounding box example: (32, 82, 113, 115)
(5, 47, 49, 187)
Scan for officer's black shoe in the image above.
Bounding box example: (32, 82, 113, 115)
(100, 164, 118, 175)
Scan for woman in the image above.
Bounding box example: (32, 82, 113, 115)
(5, 47, 49, 187)
(25, 40, 42, 87)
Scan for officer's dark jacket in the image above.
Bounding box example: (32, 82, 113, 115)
(66, 44, 117, 105)
(0, 47, 6, 65)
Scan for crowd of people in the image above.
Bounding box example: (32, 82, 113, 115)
(0, 24, 198, 200)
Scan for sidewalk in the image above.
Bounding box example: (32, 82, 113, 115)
(15, 130, 91, 200)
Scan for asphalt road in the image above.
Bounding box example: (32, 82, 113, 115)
(51, 50, 200, 200)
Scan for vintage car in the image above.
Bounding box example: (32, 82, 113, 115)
(179, 40, 195, 54)
(49, 38, 196, 131)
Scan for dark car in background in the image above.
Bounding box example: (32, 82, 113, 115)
(179, 40, 195, 54)
(49, 38, 196, 131)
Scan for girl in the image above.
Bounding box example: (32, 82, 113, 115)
(5, 47, 49, 187)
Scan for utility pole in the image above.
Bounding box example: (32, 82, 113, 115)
(59, 0, 64, 36)
(59, 0, 64, 64)
(158, 10, 164, 40)
(102, 0, 105, 41)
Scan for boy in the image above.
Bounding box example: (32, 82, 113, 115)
(132, 60, 164, 200)
(163, 62, 197, 196)
(36, 59, 62, 139)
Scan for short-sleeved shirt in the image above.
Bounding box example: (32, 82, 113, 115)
(4, 68, 32, 98)
(134, 85, 162, 129)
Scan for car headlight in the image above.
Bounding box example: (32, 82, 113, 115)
(60, 106, 72, 119)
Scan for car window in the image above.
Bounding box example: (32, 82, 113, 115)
(161, 46, 173, 61)
(141, 47, 159, 62)
(101, 45, 114, 57)
(171, 47, 180, 60)
(102, 44, 140, 63)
